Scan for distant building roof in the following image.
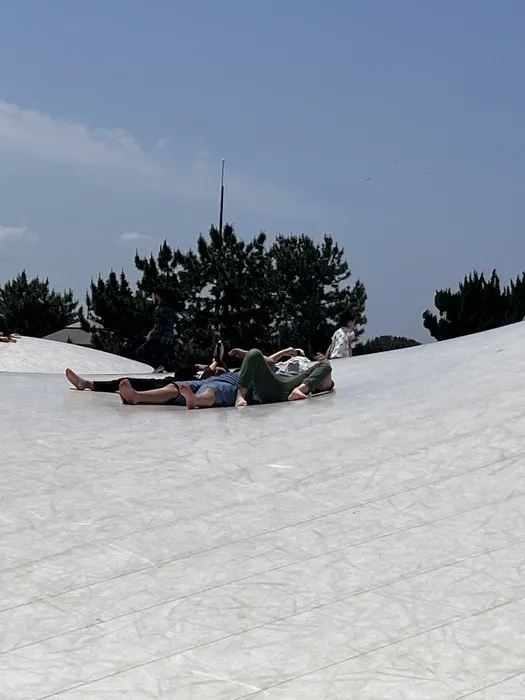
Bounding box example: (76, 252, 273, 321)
(43, 321, 99, 347)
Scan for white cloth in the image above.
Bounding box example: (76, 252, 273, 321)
(330, 326, 355, 358)
(274, 356, 316, 376)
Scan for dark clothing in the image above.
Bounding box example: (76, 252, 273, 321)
(92, 376, 178, 394)
(238, 349, 332, 403)
(191, 373, 239, 407)
(0, 314, 11, 337)
(136, 337, 170, 369)
(149, 302, 176, 344)
(137, 301, 177, 368)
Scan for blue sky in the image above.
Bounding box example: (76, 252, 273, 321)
(0, 0, 524, 341)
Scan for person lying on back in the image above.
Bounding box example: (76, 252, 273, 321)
(229, 346, 317, 376)
(234, 349, 333, 407)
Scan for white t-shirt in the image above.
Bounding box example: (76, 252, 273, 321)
(274, 356, 316, 376)
(330, 326, 355, 359)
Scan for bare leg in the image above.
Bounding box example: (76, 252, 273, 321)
(65, 368, 94, 391)
(119, 378, 180, 405)
(235, 387, 248, 408)
(179, 385, 215, 410)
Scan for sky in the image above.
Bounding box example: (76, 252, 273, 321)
(0, 0, 524, 341)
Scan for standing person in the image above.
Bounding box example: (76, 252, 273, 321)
(317, 313, 356, 361)
(136, 287, 177, 372)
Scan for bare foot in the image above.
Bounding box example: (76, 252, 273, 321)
(179, 384, 197, 410)
(119, 379, 139, 405)
(153, 365, 165, 374)
(65, 368, 92, 391)
(288, 387, 309, 402)
(235, 397, 248, 408)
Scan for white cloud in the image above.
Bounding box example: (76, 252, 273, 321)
(0, 100, 156, 176)
(156, 137, 171, 150)
(0, 225, 27, 243)
(0, 99, 320, 219)
(119, 232, 154, 242)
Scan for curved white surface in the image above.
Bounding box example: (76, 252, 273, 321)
(0, 335, 150, 374)
(2, 324, 525, 699)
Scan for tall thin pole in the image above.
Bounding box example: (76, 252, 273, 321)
(218, 159, 225, 235)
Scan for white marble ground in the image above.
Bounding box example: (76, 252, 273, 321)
(2, 325, 525, 699)
(0, 335, 149, 374)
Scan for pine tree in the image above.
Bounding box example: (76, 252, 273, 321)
(423, 269, 507, 340)
(83, 226, 368, 366)
(354, 335, 420, 355)
(0, 271, 78, 337)
(269, 233, 367, 355)
(80, 270, 151, 358)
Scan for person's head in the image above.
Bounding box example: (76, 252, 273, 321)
(151, 286, 172, 306)
(339, 312, 356, 329)
(150, 286, 162, 304)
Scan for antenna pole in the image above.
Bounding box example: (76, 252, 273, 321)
(218, 159, 225, 235)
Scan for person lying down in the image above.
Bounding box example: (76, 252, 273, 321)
(65, 349, 333, 409)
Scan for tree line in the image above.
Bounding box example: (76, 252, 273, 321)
(2, 225, 522, 364)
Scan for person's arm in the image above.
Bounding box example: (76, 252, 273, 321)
(267, 347, 296, 365)
(348, 329, 357, 356)
(230, 347, 292, 366)
(229, 347, 247, 359)
(147, 305, 164, 339)
(315, 342, 332, 361)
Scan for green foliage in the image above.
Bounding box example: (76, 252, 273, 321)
(85, 225, 367, 365)
(269, 233, 367, 354)
(503, 272, 525, 324)
(194, 226, 273, 350)
(80, 271, 151, 358)
(423, 269, 525, 341)
(355, 335, 420, 355)
(0, 270, 78, 337)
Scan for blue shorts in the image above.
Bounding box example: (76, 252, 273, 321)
(173, 372, 239, 407)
